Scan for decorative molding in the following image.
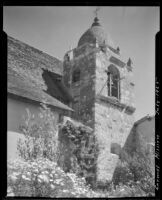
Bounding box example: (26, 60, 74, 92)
(109, 56, 126, 68)
(96, 95, 136, 114)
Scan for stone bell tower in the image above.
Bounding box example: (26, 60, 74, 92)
(63, 16, 136, 182)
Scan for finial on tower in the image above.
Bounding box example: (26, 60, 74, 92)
(92, 7, 101, 27)
(127, 58, 133, 67)
(94, 7, 100, 18)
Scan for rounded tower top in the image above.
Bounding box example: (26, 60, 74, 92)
(77, 17, 114, 47)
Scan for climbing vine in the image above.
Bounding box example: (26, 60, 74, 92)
(60, 120, 98, 188)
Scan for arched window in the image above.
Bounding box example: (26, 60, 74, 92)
(107, 65, 120, 99)
(72, 69, 80, 83)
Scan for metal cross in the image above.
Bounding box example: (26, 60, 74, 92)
(94, 7, 100, 18)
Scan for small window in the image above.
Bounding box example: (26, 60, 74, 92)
(58, 114, 64, 123)
(72, 69, 80, 83)
(65, 54, 70, 61)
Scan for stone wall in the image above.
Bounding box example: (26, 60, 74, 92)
(94, 48, 135, 182)
(63, 44, 96, 128)
(94, 101, 134, 182)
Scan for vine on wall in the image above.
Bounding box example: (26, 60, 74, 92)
(59, 120, 99, 188)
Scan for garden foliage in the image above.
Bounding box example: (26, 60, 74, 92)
(7, 158, 98, 197)
(7, 104, 155, 197)
(112, 150, 155, 196)
(17, 104, 59, 162)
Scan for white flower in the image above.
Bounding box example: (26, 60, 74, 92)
(51, 170, 56, 174)
(41, 170, 49, 174)
(60, 182, 64, 186)
(38, 174, 49, 183)
(12, 172, 20, 176)
(38, 178, 42, 183)
(33, 169, 39, 173)
(10, 175, 18, 182)
(71, 191, 76, 195)
(54, 179, 62, 184)
(50, 184, 55, 189)
(26, 172, 31, 176)
(22, 175, 31, 181)
(7, 186, 13, 193)
(7, 192, 14, 197)
(62, 189, 69, 193)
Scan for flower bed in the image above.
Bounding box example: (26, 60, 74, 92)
(7, 157, 100, 197)
(7, 157, 152, 198)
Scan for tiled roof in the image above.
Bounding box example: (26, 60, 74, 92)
(7, 35, 73, 111)
(8, 67, 73, 111)
(8, 36, 63, 75)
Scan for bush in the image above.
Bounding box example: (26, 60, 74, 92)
(112, 150, 155, 196)
(17, 104, 59, 162)
(108, 183, 146, 197)
(112, 160, 134, 186)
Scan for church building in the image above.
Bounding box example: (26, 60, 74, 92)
(7, 15, 154, 183)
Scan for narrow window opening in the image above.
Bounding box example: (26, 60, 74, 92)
(107, 65, 120, 100)
(72, 69, 80, 83)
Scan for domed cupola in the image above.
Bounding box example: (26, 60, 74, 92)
(77, 17, 114, 47)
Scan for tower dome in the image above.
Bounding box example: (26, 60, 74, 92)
(78, 17, 114, 47)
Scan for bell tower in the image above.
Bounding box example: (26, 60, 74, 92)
(63, 16, 136, 182)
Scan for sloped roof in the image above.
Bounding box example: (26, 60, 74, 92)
(134, 115, 155, 126)
(8, 36, 63, 75)
(42, 69, 73, 103)
(8, 67, 73, 111)
(7, 35, 73, 111)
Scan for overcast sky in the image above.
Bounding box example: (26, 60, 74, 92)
(3, 6, 160, 120)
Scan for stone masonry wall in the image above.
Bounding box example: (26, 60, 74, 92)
(63, 44, 135, 183)
(94, 49, 135, 182)
(63, 44, 96, 128)
(94, 101, 134, 182)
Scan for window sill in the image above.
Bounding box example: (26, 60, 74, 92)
(96, 95, 136, 114)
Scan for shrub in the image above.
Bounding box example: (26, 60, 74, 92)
(112, 150, 155, 196)
(112, 160, 134, 186)
(17, 104, 59, 162)
(108, 183, 146, 197)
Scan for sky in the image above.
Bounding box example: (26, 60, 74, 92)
(3, 6, 160, 121)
